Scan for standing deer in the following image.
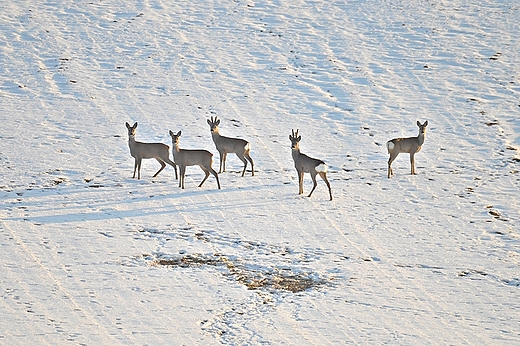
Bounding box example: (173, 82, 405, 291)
(386, 120, 428, 178)
(126, 122, 178, 180)
(169, 130, 221, 190)
(289, 129, 332, 201)
(207, 116, 254, 176)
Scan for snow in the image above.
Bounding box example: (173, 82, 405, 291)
(1, 0, 519, 344)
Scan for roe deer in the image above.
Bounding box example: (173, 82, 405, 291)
(289, 129, 332, 201)
(126, 122, 178, 180)
(207, 116, 254, 176)
(386, 120, 428, 178)
(169, 130, 221, 190)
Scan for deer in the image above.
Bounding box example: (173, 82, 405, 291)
(125, 122, 178, 180)
(386, 120, 428, 178)
(169, 130, 221, 190)
(207, 116, 254, 177)
(289, 129, 333, 201)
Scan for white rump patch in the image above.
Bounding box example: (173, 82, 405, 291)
(244, 143, 251, 151)
(315, 163, 328, 173)
(387, 141, 395, 150)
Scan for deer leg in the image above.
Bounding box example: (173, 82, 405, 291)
(245, 152, 254, 176)
(133, 158, 139, 179)
(212, 168, 221, 189)
(388, 152, 398, 178)
(410, 153, 416, 175)
(237, 154, 248, 177)
(165, 158, 178, 179)
(153, 159, 166, 177)
(137, 158, 143, 179)
(297, 171, 304, 194)
(319, 172, 333, 201)
(308, 172, 318, 198)
(179, 166, 186, 189)
(198, 167, 211, 187)
(219, 152, 227, 173)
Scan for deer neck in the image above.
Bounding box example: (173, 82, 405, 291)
(291, 147, 301, 160)
(211, 129, 221, 140)
(417, 132, 425, 146)
(128, 135, 137, 149)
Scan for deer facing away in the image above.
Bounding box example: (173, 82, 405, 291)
(169, 130, 221, 190)
(207, 116, 254, 176)
(289, 129, 332, 201)
(386, 120, 428, 178)
(126, 122, 178, 180)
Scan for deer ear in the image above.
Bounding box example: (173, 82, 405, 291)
(207, 119, 211, 125)
(297, 136, 301, 141)
(126, 122, 130, 128)
(216, 119, 220, 126)
(417, 121, 421, 127)
(133, 122, 138, 128)
(178, 131, 182, 136)
(289, 135, 293, 141)
(169, 130, 173, 136)
(424, 121, 428, 126)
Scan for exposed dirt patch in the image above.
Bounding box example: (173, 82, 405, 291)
(143, 252, 326, 293)
(236, 272, 321, 293)
(150, 253, 223, 267)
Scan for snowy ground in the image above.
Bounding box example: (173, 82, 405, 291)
(1, 0, 519, 344)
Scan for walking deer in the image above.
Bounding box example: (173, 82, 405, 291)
(207, 116, 254, 176)
(386, 120, 428, 178)
(289, 129, 332, 201)
(169, 130, 221, 190)
(125, 122, 178, 180)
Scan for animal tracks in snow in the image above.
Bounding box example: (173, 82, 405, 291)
(130, 226, 339, 342)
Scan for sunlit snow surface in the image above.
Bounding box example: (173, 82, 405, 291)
(1, 0, 519, 344)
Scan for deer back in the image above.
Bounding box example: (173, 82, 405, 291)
(213, 133, 248, 153)
(388, 137, 421, 154)
(131, 140, 169, 158)
(293, 151, 325, 173)
(175, 148, 213, 167)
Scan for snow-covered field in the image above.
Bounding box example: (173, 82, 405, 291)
(1, 0, 519, 344)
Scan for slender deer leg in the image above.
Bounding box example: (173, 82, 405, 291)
(179, 166, 186, 188)
(198, 168, 210, 187)
(246, 153, 254, 176)
(410, 153, 416, 175)
(218, 152, 223, 173)
(212, 169, 221, 189)
(137, 158, 142, 179)
(198, 168, 221, 189)
(164, 158, 178, 179)
(153, 159, 166, 177)
(133, 159, 139, 179)
(319, 172, 333, 201)
(298, 171, 305, 194)
(388, 152, 398, 178)
(219, 152, 227, 173)
(308, 172, 318, 197)
(237, 154, 248, 177)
